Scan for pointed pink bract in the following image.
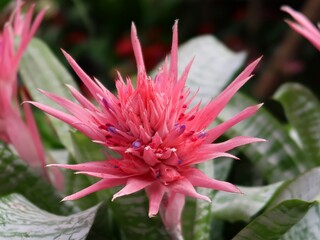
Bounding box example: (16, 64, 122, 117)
(282, 5, 320, 51)
(0, 1, 54, 183)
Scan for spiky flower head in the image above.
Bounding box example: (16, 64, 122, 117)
(31, 22, 264, 232)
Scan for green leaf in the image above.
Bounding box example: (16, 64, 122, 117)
(87, 200, 122, 240)
(109, 191, 168, 240)
(210, 219, 225, 240)
(182, 198, 196, 240)
(218, 92, 306, 183)
(0, 193, 98, 239)
(281, 204, 320, 240)
(266, 167, 320, 240)
(0, 143, 74, 215)
(212, 182, 283, 223)
(274, 83, 320, 166)
(233, 200, 317, 240)
(19, 38, 78, 156)
(268, 167, 320, 208)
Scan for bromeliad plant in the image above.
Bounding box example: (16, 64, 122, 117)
(0, 1, 320, 239)
(29, 21, 265, 237)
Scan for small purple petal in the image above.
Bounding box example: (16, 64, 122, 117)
(108, 126, 117, 133)
(174, 123, 186, 135)
(197, 131, 207, 139)
(132, 140, 142, 148)
(178, 125, 186, 134)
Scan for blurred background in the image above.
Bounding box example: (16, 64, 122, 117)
(1, 0, 320, 159)
(1, 0, 319, 100)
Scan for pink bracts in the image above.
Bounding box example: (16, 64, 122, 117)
(282, 5, 320, 51)
(0, 1, 49, 180)
(31, 22, 264, 233)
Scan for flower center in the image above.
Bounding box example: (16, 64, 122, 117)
(151, 164, 182, 185)
(125, 138, 183, 184)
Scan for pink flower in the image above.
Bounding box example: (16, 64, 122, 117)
(0, 1, 59, 185)
(31, 22, 264, 233)
(281, 5, 320, 51)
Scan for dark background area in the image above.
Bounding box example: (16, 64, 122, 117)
(1, 0, 319, 100)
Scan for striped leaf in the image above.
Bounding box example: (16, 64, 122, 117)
(0, 142, 74, 215)
(0, 194, 98, 239)
(222, 167, 320, 239)
(268, 167, 320, 207)
(19, 38, 78, 156)
(218, 93, 307, 183)
(266, 167, 320, 239)
(211, 165, 320, 238)
(274, 83, 320, 165)
(212, 182, 284, 223)
(281, 205, 320, 240)
(226, 166, 320, 240)
(233, 199, 317, 240)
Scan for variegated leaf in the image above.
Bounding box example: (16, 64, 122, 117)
(0, 142, 74, 215)
(233, 200, 317, 240)
(212, 182, 284, 223)
(0, 194, 98, 239)
(218, 93, 307, 183)
(274, 83, 320, 165)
